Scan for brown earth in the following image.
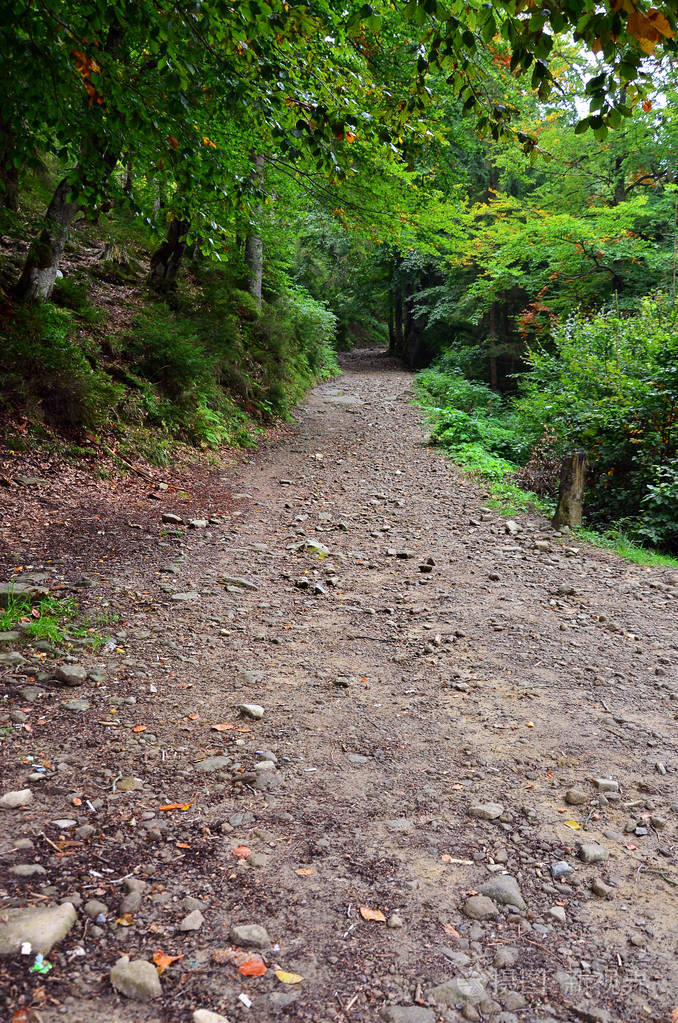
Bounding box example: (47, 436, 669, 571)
(0, 348, 676, 1023)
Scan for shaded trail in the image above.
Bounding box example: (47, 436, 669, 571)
(1, 348, 676, 1023)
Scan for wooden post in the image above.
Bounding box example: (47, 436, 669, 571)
(552, 450, 588, 529)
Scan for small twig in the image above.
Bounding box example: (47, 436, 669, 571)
(40, 832, 62, 853)
(345, 993, 359, 1012)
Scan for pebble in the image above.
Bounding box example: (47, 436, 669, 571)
(193, 1012, 231, 1023)
(0, 902, 77, 955)
(10, 864, 46, 877)
(565, 788, 588, 805)
(239, 703, 264, 720)
(229, 923, 270, 948)
(110, 955, 162, 1001)
(468, 802, 504, 821)
(51, 818, 77, 829)
(591, 878, 613, 898)
(171, 591, 200, 601)
(547, 906, 567, 924)
(62, 699, 90, 712)
(479, 875, 526, 911)
(494, 947, 520, 969)
(0, 789, 34, 809)
(84, 900, 108, 919)
(115, 776, 144, 792)
(387, 914, 404, 929)
(53, 664, 88, 686)
(180, 910, 204, 931)
(551, 861, 574, 880)
(161, 512, 183, 524)
(189, 519, 209, 529)
(579, 843, 609, 864)
(463, 896, 498, 920)
(381, 1008, 435, 1023)
(194, 756, 231, 773)
(594, 778, 619, 793)
(428, 976, 487, 1008)
(347, 753, 370, 765)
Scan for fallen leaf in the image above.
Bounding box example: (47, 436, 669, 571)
(563, 820, 581, 830)
(274, 969, 303, 984)
(359, 906, 386, 922)
(238, 959, 267, 977)
(443, 922, 460, 938)
(153, 950, 184, 975)
(625, 842, 638, 850)
(671, 1007, 678, 1023)
(159, 802, 193, 811)
(295, 867, 315, 876)
(115, 914, 134, 926)
(441, 853, 452, 862)
(132, 725, 147, 733)
(211, 722, 236, 731)
(71, 797, 82, 806)
(187, 713, 199, 720)
(233, 845, 252, 859)
(176, 842, 191, 849)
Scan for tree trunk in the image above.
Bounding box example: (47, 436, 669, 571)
(244, 152, 265, 307)
(149, 218, 190, 293)
(388, 290, 395, 353)
(489, 301, 498, 390)
(0, 117, 19, 211)
(14, 177, 79, 302)
(552, 450, 588, 529)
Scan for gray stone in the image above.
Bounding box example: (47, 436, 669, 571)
(388, 819, 414, 833)
(10, 863, 46, 877)
(239, 703, 264, 719)
(565, 788, 589, 805)
(51, 818, 78, 829)
(505, 520, 521, 535)
(494, 946, 519, 969)
(189, 519, 209, 529)
(387, 914, 404, 929)
(0, 631, 22, 643)
(428, 976, 487, 1008)
(229, 923, 270, 948)
(193, 1012, 231, 1023)
(548, 905, 567, 924)
(468, 803, 504, 821)
(594, 778, 619, 793)
(182, 896, 206, 912)
(180, 910, 204, 931)
(194, 756, 230, 773)
(0, 788, 34, 809)
(590, 878, 613, 898)
(579, 843, 609, 864)
(84, 900, 108, 918)
(502, 992, 527, 1011)
(171, 591, 200, 602)
(0, 651, 25, 665)
(115, 776, 144, 792)
(551, 860, 574, 880)
(347, 754, 370, 765)
(62, 699, 90, 712)
(479, 875, 526, 911)
(119, 890, 143, 914)
(220, 577, 258, 591)
(463, 896, 498, 920)
(110, 955, 162, 1002)
(161, 512, 183, 524)
(0, 902, 77, 955)
(53, 664, 88, 686)
(381, 1008, 435, 1023)
(0, 582, 49, 608)
(76, 824, 96, 840)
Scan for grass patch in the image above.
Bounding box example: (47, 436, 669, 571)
(0, 593, 115, 649)
(576, 528, 678, 570)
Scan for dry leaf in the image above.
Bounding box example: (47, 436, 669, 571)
(525, 721, 534, 728)
(671, 1007, 678, 1023)
(295, 867, 315, 876)
(563, 820, 581, 830)
(153, 950, 184, 975)
(159, 802, 193, 811)
(238, 959, 267, 977)
(115, 914, 135, 927)
(211, 722, 236, 731)
(187, 713, 199, 720)
(274, 969, 303, 984)
(132, 725, 147, 733)
(233, 845, 252, 859)
(443, 922, 460, 938)
(71, 797, 82, 806)
(176, 841, 191, 849)
(359, 906, 386, 922)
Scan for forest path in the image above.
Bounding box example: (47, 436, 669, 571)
(1, 348, 677, 1023)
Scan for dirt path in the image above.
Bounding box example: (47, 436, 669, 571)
(1, 349, 677, 1023)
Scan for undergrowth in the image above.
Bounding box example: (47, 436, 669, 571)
(0, 593, 116, 649)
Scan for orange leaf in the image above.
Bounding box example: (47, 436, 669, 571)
(187, 713, 199, 720)
(132, 725, 147, 733)
(238, 959, 267, 977)
(443, 922, 460, 937)
(359, 906, 386, 922)
(211, 722, 236, 731)
(176, 841, 191, 849)
(153, 950, 184, 975)
(115, 913, 134, 926)
(72, 797, 82, 806)
(295, 867, 315, 876)
(671, 1008, 678, 1023)
(159, 802, 193, 811)
(233, 845, 251, 859)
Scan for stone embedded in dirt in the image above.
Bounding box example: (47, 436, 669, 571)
(505, 520, 521, 535)
(115, 776, 144, 792)
(347, 753, 370, 765)
(428, 976, 488, 1008)
(51, 818, 77, 829)
(565, 788, 589, 805)
(171, 591, 200, 601)
(76, 824, 96, 840)
(463, 895, 498, 920)
(388, 818, 414, 833)
(0, 788, 34, 809)
(594, 778, 619, 793)
(494, 946, 520, 969)
(548, 905, 567, 924)
(591, 878, 613, 899)
(551, 860, 574, 880)
(579, 843, 609, 864)
(478, 875, 527, 911)
(161, 512, 183, 524)
(468, 802, 504, 821)
(189, 519, 209, 529)
(180, 909, 204, 931)
(0, 902, 77, 956)
(110, 955, 162, 1002)
(10, 863, 46, 878)
(239, 703, 264, 719)
(396, 549, 416, 559)
(533, 540, 550, 551)
(0, 630, 21, 643)
(195, 756, 231, 773)
(220, 576, 258, 590)
(62, 698, 90, 712)
(229, 923, 270, 948)
(294, 576, 310, 589)
(381, 1007, 435, 1023)
(193, 1011, 231, 1023)
(0, 651, 25, 665)
(0, 582, 49, 608)
(387, 914, 404, 929)
(52, 664, 89, 686)
(84, 899, 108, 918)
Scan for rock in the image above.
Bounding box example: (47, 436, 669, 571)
(51, 818, 78, 829)
(84, 900, 108, 919)
(548, 905, 567, 924)
(534, 540, 550, 552)
(220, 576, 258, 591)
(387, 914, 404, 929)
(396, 549, 416, 559)
(0, 788, 34, 809)
(428, 976, 487, 1008)
(171, 591, 200, 602)
(594, 778, 619, 793)
(494, 946, 519, 969)
(161, 513, 183, 524)
(0, 902, 77, 955)
(505, 520, 521, 535)
(579, 843, 609, 864)
(10, 864, 46, 877)
(182, 896, 205, 912)
(0, 582, 49, 608)
(591, 878, 613, 898)
(76, 824, 96, 840)
(194, 756, 231, 773)
(229, 923, 270, 948)
(52, 664, 88, 686)
(347, 753, 370, 765)
(189, 519, 209, 529)
(565, 788, 588, 805)
(388, 819, 414, 833)
(115, 776, 144, 792)
(551, 860, 574, 880)
(381, 1008, 435, 1023)
(194, 1012, 231, 1023)
(479, 875, 526, 911)
(62, 699, 90, 712)
(239, 704, 264, 720)
(463, 896, 498, 920)
(0, 631, 22, 643)
(468, 803, 504, 821)
(180, 910, 204, 931)
(110, 955, 162, 1002)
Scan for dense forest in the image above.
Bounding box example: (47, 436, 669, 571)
(1, 0, 677, 553)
